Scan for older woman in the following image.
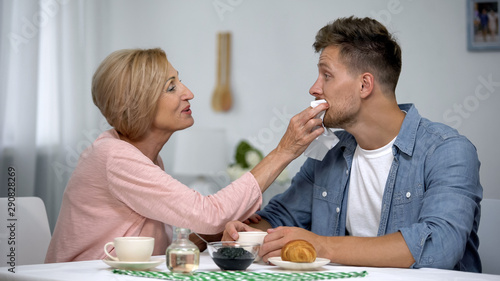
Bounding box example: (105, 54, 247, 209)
(45, 48, 328, 263)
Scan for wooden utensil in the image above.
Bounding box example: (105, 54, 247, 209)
(212, 32, 233, 112)
(211, 33, 223, 111)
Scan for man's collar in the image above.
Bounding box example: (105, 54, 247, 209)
(393, 103, 421, 157)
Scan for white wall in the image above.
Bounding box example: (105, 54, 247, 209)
(98, 0, 500, 199)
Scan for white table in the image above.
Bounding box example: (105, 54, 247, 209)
(0, 252, 498, 281)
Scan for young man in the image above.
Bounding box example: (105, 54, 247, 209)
(224, 16, 482, 272)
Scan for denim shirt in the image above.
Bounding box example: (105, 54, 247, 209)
(258, 104, 482, 272)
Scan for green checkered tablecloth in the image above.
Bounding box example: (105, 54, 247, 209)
(112, 269, 368, 280)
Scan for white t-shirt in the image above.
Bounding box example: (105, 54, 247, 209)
(346, 136, 397, 237)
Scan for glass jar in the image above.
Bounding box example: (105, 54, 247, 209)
(166, 228, 200, 274)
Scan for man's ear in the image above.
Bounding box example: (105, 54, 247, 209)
(360, 73, 374, 98)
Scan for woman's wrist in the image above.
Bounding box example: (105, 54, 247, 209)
(250, 149, 291, 192)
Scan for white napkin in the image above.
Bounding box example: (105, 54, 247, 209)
(303, 99, 339, 161)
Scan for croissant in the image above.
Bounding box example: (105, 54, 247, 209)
(281, 239, 317, 263)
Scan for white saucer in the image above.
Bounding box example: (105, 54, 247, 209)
(268, 257, 331, 270)
(102, 258, 164, 270)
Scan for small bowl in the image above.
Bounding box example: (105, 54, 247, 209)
(207, 241, 260, 270)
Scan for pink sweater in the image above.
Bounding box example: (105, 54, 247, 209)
(45, 129, 262, 263)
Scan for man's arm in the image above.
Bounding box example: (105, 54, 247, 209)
(398, 136, 482, 269)
(321, 231, 414, 267)
(260, 226, 414, 268)
(248, 219, 272, 231)
(226, 220, 414, 268)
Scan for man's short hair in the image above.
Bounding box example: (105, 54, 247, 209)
(313, 16, 402, 93)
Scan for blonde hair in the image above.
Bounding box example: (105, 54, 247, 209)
(92, 48, 169, 140)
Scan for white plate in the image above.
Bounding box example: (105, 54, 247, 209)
(268, 257, 331, 270)
(102, 258, 164, 270)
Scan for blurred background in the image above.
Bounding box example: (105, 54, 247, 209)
(1, 0, 499, 231)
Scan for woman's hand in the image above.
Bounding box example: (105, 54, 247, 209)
(222, 220, 263, 241)
(250, 103, 329, 192)
(276, 103, 329, 160)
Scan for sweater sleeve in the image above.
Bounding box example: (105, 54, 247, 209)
(105, 142, 262, 234)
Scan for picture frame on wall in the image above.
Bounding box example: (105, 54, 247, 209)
(467, 0, 500, 50)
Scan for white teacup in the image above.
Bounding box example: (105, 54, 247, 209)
(237, 231, 268, 262)
(104, 237, 154, 262)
